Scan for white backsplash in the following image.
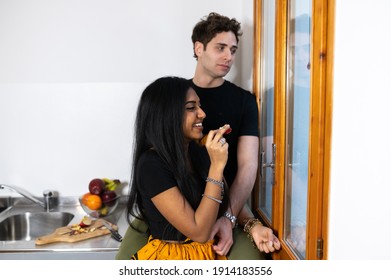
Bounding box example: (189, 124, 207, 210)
(0, 82, 145, 197)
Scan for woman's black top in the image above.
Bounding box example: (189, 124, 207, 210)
(135, 145, 209, 241)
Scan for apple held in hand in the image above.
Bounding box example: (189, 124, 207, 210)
(89, 178, 105, 195)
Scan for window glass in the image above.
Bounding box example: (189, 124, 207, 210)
(284, 0, 312, 259)
(259, 0, 276, 223)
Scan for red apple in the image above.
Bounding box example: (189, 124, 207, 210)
(89, 178, 105, 195)
(101, 190, 117, 206)
(79, 216, 92, 228)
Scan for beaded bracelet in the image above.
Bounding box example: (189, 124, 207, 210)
(243, 218, 263, 248)
(243, 217, 263, 233)
(205, 177, 224, 197)
(202, 194, 222, 204)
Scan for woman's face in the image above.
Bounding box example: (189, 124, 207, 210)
(183, 88, 206, 142)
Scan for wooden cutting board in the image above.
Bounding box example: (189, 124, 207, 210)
(35, 218, 118, 245)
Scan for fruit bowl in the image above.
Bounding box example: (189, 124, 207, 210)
(79, 193, 120, 218)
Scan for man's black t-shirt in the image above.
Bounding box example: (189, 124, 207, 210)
(189, 80, 259, 187)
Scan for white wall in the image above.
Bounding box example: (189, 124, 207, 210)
(0, 0, 253, 196)
(4, 0, 390, 261)
(329, 0, 391, 259)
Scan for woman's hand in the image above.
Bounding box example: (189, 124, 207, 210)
(251, 224, 281, 253)
(204, 124, 230, 171)
(210, 216, 234, 256)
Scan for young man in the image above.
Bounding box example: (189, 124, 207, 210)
(189, 12, 262, 258)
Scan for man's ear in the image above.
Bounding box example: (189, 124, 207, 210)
(194, 41, 204, 56)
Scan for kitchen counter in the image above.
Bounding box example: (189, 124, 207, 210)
(0, 196, 130, 260)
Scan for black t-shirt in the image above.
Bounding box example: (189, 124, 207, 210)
(189, 80, 259, 186)
(136, 148, 206, 241)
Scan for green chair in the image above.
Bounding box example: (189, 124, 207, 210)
(116, 219, 267, 260)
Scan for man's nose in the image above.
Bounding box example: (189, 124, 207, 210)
(224, 49, 233, 61)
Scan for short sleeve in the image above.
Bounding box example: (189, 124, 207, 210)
(239, 92, 259, 137)
(136, 151, 177, 199)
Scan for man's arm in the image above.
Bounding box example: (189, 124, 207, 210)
(229, 135, 259, 217)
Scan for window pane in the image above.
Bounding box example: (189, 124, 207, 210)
(259, 0, 276, 223)
(284, 0, 311, 259)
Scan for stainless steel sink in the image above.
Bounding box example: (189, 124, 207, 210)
(0, 212, 74, 241)
(0, 196, 127, 259)
(0, 197, 12, 213)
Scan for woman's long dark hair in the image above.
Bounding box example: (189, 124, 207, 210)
(126, 76, 227, 238)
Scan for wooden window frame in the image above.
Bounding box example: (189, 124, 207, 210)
(252, 0, 335, 260)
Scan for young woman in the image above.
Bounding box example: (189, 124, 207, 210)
(125, 76, 280, 260)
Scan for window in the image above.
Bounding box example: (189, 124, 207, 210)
(252, 0, 334, 260)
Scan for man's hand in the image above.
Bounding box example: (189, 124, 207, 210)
(251, 224, 281, 253)
(210, 216, 234, 256)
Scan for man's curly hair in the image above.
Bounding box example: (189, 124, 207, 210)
(191, 12, 242, 59)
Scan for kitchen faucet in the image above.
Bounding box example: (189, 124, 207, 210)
(0, 184, 53, 212)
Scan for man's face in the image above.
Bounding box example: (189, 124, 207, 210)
(195, 31, 238, 78)
(290, 32, 310, 83)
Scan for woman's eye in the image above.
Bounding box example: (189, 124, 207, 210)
(186, 107, 196, 111)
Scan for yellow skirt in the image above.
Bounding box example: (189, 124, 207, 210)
(131, 235, 227, 260)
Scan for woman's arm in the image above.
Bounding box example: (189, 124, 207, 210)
(151, 126, 230, 243)
(151, 182, 220, 242)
